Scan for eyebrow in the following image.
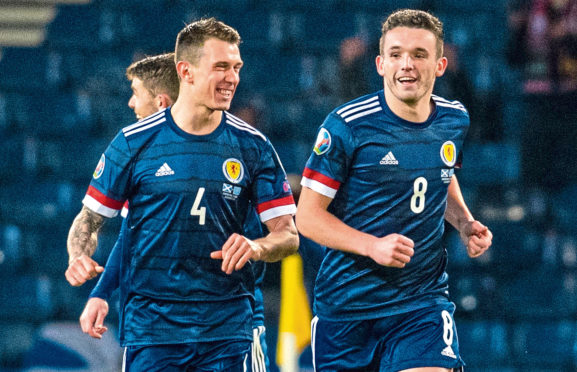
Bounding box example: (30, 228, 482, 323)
(387, 46, 430, 54)
(214, 61, 243, 67)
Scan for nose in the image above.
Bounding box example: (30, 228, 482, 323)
(128, 96, 135, 108)
(402, 55, 414, 70)
(225, 68, 240, 84)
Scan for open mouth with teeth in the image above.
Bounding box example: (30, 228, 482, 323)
(398, 77, 417, 84)
(217, 88, 233, 98)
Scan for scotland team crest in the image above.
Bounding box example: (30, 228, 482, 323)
(223, 158, 244, 184)
(313, 128, 331, 155)
(440, 141, 456, 167)
(93, 154, 105, 179)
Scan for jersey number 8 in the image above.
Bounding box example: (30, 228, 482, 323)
(410, 177, 427, 214)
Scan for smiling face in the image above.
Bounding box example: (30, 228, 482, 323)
(377, 26, 447, 112)
(189, 38, 243, 112)
(128, 77, 158, 120)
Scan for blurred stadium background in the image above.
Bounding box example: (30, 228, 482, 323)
(0, 0, 576, 371)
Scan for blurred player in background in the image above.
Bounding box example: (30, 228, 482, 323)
(296, 9, 492, 372)
(75, 52, 179, 336)
(77, 51, 273, 372)
(65, 18, 298, 371)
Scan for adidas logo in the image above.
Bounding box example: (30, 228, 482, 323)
(441, 345, 456, 359)
(155, 163, 175, 177)
(379, 151, 398, 165)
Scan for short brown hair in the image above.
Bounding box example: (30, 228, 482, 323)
(175, 17, 241, 66)
(125, 53, 179, 102)
(380, 9, 444, 58)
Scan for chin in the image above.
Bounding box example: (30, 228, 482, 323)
(402, 96, 419, 105)
(213, 102, 232, 111)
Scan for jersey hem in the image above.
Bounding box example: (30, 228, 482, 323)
(120, 333, 252, 347)
(315, 293, 450, 321)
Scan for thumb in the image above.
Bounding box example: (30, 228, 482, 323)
(210, 251, 223, 260)
(95, 309, 107, 329)
(470, 220, 488, 236)
(95, 265, 105, 273)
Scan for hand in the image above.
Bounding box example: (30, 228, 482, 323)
(79, 297, 109, 339)
(367, 233, 414, 268)
(210, 233, 260, 274)
(65, 255, 104, 286)
(459, 220, 492, 258)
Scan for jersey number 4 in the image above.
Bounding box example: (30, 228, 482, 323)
(410, 177, 427, 214)
(190, 187, 206, 225)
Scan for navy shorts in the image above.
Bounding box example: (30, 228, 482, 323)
(246, 325, 270, 372)
(123, 339, 250, 372)
(312, 302, 465, 372)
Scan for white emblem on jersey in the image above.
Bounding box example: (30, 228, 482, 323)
(155, 163, 175, 177)
(441, 168, 454, 184)
(441, 345, 457, 359)
(222, 183, 242, 201)
(379, 151, 399, 165)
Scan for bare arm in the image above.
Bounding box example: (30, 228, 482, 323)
(444, 176, 474, 230)
(65, 206, 107, 286)
(67, 205, 106, 262)
(255, 214, 299, 262)
(295, 187, 414, 268)
(445, 176, 492, 257)
(211, 214, 299, 274)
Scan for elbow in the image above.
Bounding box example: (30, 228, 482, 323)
(287, 216, 300, 255)
(290, 228, 300, 255)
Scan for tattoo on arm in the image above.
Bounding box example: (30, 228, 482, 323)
(67, 206, 106, 264)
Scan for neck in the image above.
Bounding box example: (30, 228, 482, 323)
(384, 87, 433, 123)
(171, 97, 223, 135)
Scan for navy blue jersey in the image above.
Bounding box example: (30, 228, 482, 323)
(89, 221, 124, 301)
(83, 108, 295, 345)
(89, 207, 267, 327)
(301, 91, 469, 321)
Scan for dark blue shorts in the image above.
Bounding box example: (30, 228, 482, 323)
(246, 325, 270, 372)
(123, 339, 250, 372)
(312, 302, 465, 372)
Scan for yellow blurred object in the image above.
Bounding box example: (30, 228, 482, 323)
(276, 253, 312, 372)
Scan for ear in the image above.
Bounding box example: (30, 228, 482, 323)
(155, 94, 172, 109)
(375, 55, 385, 77)
(435, 56, 448, 78)
(176, 60, 193, 83)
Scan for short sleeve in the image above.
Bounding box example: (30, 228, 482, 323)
(300, 113, 355, 198)
(82, 131, 132, 218)
(251, 140, 296, 223)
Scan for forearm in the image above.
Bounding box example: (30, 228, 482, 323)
(67, 206, 106, 263)
(296, 202, 375, 257)
(444, 176, 474, 231)
(256, 216, 299, 262)
(90, 241, 121, 300)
